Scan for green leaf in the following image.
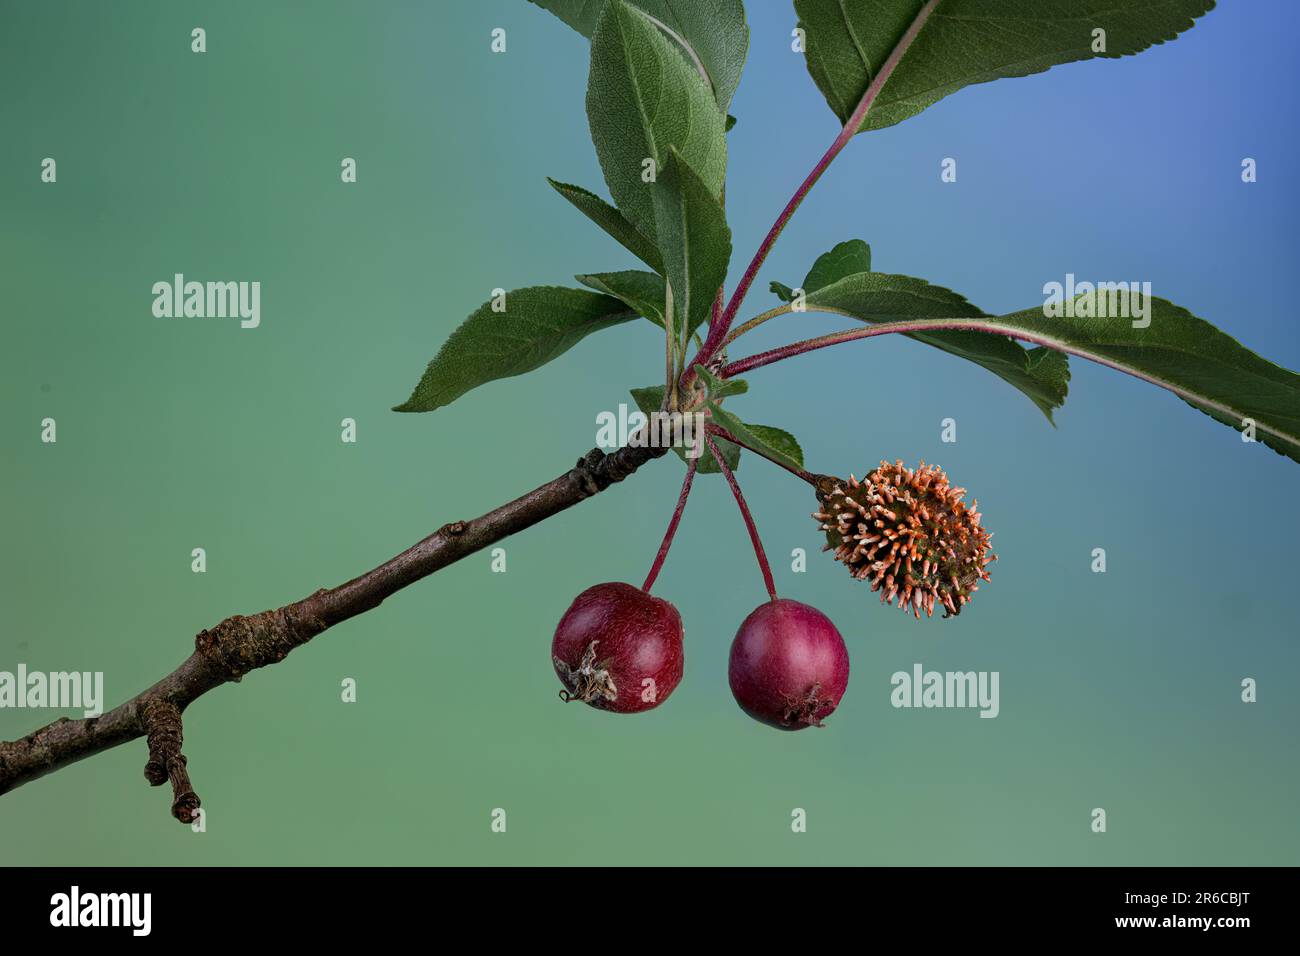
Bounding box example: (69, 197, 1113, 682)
(692, 363, 748, 400)
(529, 0, 749, 111)
(396, 287, 635, 412)
(746, 423, 805, 470)
(985, 293, 1300, 463)
(770, 281, 797, 304)
(706, 402, 806, 473)
(725, 114, 738, 132)
(547, 178, 663, 272)
(804, 272, 1070, 422)
(629, 384, 666, 419)
(652, 148, 733, 343)
(804, 239, 871, 292)
(797, 282, 1300, 463)
(576, 270, 667, 327)
(587, 0, 727, 244)
(772, 238, 872, 302)
(528, 0, 620, 36)
(630, 384, 736, 473)
(796, 0, 1215, 134)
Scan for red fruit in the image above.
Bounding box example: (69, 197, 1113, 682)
(728, 599, 849, 731)
(552, 582, 684, 714)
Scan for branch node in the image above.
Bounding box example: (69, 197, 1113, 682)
(571, 450, 605, 498)
(141, 698, 200, 825)
(438, 520, 467, 537)
(196, 602, 327, 680)
(571, 443, 669, 500)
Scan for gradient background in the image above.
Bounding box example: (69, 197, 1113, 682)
(2, 0, 1297, 865)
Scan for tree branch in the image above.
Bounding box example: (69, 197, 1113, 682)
(0, 440, 668, 821)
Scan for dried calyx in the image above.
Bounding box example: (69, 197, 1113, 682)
(813, 461, 995, 619)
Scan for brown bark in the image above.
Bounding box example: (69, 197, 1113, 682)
(0, 442, 666, 822)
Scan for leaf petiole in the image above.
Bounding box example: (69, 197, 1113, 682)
(690, 0, 942, 372)
(722, 303, 796, 348)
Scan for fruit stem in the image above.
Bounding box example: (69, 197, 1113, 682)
(706, 423, 817, 486)
(706, 435, 777, 601)
(642, 457, 698, 593)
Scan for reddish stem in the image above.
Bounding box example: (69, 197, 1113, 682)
(721, 313, 1267, 440)
(705, 133, 849, 352)
(706, 435, 777, 601)
(688, 0, 942, 378)
(642, 457, 698, 593)
(722, 319, 1005, 378)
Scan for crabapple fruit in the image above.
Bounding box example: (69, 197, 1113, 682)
(552, 582, 684, 714)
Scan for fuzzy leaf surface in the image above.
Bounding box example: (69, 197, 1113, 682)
(587, 0, 727, 244)
(652, 148, 733, 343)
(396, 287, 634, 412)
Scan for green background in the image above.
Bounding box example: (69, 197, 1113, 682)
(2, 0, 1297, 865)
